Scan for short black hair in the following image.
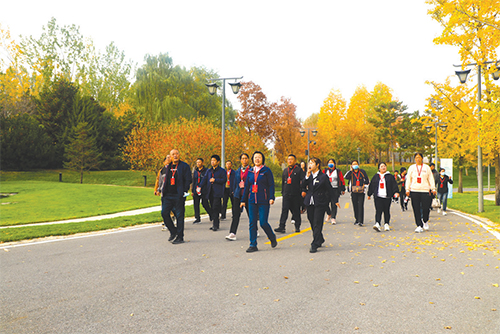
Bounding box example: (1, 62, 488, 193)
(309, 157, 321, 168)
(378, 162, 387, 169)
(196, 157, 204, 162)
(414, 153, 423, 159)
(351, 159, 359, 165)
(288, 154, 296, 159)
(328, 158, 336, 165)
(430, 163, 435, 167)
(400, 167, 407, 173)
(252, 151, 265, 165)
(226, 160, 232, 164)
(239, 153, 249, 160)
(440, 168, 445, 172)
(211, 154, 221, 162)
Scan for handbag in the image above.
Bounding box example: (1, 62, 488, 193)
(431, 197, 441, 208)
(351, 173, 365, 193)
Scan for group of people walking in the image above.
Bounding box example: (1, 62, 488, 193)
(154, 149, 453, 253)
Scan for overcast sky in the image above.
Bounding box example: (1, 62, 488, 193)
(2, 0, 466, 120)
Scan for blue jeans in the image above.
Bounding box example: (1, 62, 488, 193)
(248, 203, 276, 247)
(438, 192, 448, 211)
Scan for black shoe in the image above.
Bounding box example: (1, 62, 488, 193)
(310, 246, 318, 253)
(354, 221, 359, 225)
(358, 223, 364, 227)
(193, 219, 201, 224)
(168, 234, 177, 242)
(274, 227, 286, 233)
(271, 239, 278, 248)
(210, 226, 218, 231)
(295, 228, 301, 233)
(172, 238, 184, 244)
(246, 246, 258, 253)
(220, 216, 226, 220)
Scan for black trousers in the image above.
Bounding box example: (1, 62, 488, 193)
(222, 187, 233, 218)
(351, 192, 366, 224)
(229, 196, 249, 234)
(307, 204, 327, 248)
(279, 195, 302, 229)
(410, 191, 431, 227)
(193, 192, 211, 221)
(209, 193, 222, 229)
(374, 197, 392, 225)
(325, 188, 341, 218)
(162, 194, 186, 239)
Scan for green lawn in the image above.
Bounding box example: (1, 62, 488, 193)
(0, 181, 161, 226)
(448, 191, 499, 225)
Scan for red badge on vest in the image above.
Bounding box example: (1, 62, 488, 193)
(170, 178, 175, 185)
(287, 177, 291, 184)
(417, 177, 422, 184)
(252, 184, 258, 193)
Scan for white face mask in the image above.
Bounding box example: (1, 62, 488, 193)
(440, 172, 445, 176)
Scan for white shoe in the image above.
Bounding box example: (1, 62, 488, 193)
(437, 208, 441, 213)
(257, 231, 260, 237)
(161, 226, 167, 231)
(291, 220, 295, 225)
(442, 211, 447, 216)
(331, 218, 336, 225)
(423, 222, 429, 231)
(373, 223, 381, 232)
(415, 226, 424, 233)
(225, 233, 237, 241)
(384, 224, 390, 231)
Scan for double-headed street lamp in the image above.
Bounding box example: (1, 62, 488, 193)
(454, 60, 499, 213)
(206, 76, 243, 167)
(425, 98, 447, 168)
(300, 128, 318, 162)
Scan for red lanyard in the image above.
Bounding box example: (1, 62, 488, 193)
(440, 177, 445, 187)
(197, 169, 202, 184)
(287, 166, 295, 178)
(416, 164, 423, 177)
(254, 166, 263, 184)
(353, 170, 361, 182)
(171, 164, 178, 178)
(241, 167, 249, 181)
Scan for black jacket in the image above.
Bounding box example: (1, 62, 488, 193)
(282, 164, 305, 197)
(200, 166, 227, 199)
(437, 175, 453, 194)
(161, 161, 192, 199)
(192, 167, 208, 193)
(367, 172, 399, 198)
(344, 169, 370, 192)
(302, 171, 332, 207)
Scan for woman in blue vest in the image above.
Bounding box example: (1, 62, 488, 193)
(240, 151, 278, 253)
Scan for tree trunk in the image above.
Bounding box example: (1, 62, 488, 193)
(495, 152, 500, 206)
(458, 168, 463, 193)
(80, 169, 84, 184)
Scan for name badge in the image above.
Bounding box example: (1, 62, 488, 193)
(440, 184, 443, 188)
(196, 186, 201, 195)
(239, 180, 245, 188)
(380, 182, 384, 189)
(170, 178, 175, 185)
(417, 177, 422, 184)
(287, 177, 291, 184)
(356, 181, 360, 186)
(252, 184, 258, 193)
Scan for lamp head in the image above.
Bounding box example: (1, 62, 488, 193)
(206, 82, 219, 95)
(228, 81, 242, 94)
(439, 124, 448, 132)
(311, 130, 318, 136)
(492, 66, 500, 81)
(455, 69, 471, 84)
(299, 130, 305, 137)
(425, 125, 432, 133)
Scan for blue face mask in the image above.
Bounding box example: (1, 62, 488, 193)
(353, 165, 359, 170)
(328, 163, 334, 168)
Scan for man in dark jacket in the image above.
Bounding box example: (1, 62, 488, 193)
(201, 154, 227, 231)
(192, 158, 211, 224)
(275, 154, 304, 233)
(161, 149, 193, 244)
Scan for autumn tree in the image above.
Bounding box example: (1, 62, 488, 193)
(427, 0, 500, 204)
(272, 97, 302, 163)
(236, 81, 275, 144)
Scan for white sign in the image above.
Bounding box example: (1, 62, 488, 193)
(440, 158, 453, 199)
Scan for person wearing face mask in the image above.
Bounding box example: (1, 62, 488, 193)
(367, 162, 400, 232)
(323, 158, 345, 225)
(344, 160, 370, 226)
(406, 153, 436, 233)
(437, 168, 453, 216)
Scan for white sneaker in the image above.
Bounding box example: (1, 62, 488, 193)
(331, 218, 336, 225)
(373, 223, 381, 232)
(423, 222, 429, 231)
(442, 211, 447, 216)
(384, 224, 390, 231)
(257, 231, 260, 237)
(415, 226, 424, 233)
(161, 226, 167, 231)
(291, 220, 295, 225)
(225, 233, 237, 241)
(437, 208, 441, 214)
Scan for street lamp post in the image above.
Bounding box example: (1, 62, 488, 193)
(454, 60, 499, 213)
(357, 147, 361, 163)
(425, 98, 447, 169)
(300, 128, 318, 162)
(206, 76, 243, 167)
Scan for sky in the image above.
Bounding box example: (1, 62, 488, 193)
(1, 0, 464, 121)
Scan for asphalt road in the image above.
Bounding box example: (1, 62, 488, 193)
(1, 195, 499, 333)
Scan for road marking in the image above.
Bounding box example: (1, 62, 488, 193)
(452, 211, 500, 241)
(266, 227, 313, 244)
(344, 202, 349, 209)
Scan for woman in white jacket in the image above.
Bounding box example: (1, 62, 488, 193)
(405, 153, 436, 233)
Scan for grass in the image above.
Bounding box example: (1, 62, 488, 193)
(448, 191, 499, 225)
(0, 181, 161, 226)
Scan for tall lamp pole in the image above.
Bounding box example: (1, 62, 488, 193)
(300, 128, 318, 162)
(454, 60, 499, 213)
(425, 98, 447, 169)
(206, 76, 243, 167)
(357, 147, 361, 163)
